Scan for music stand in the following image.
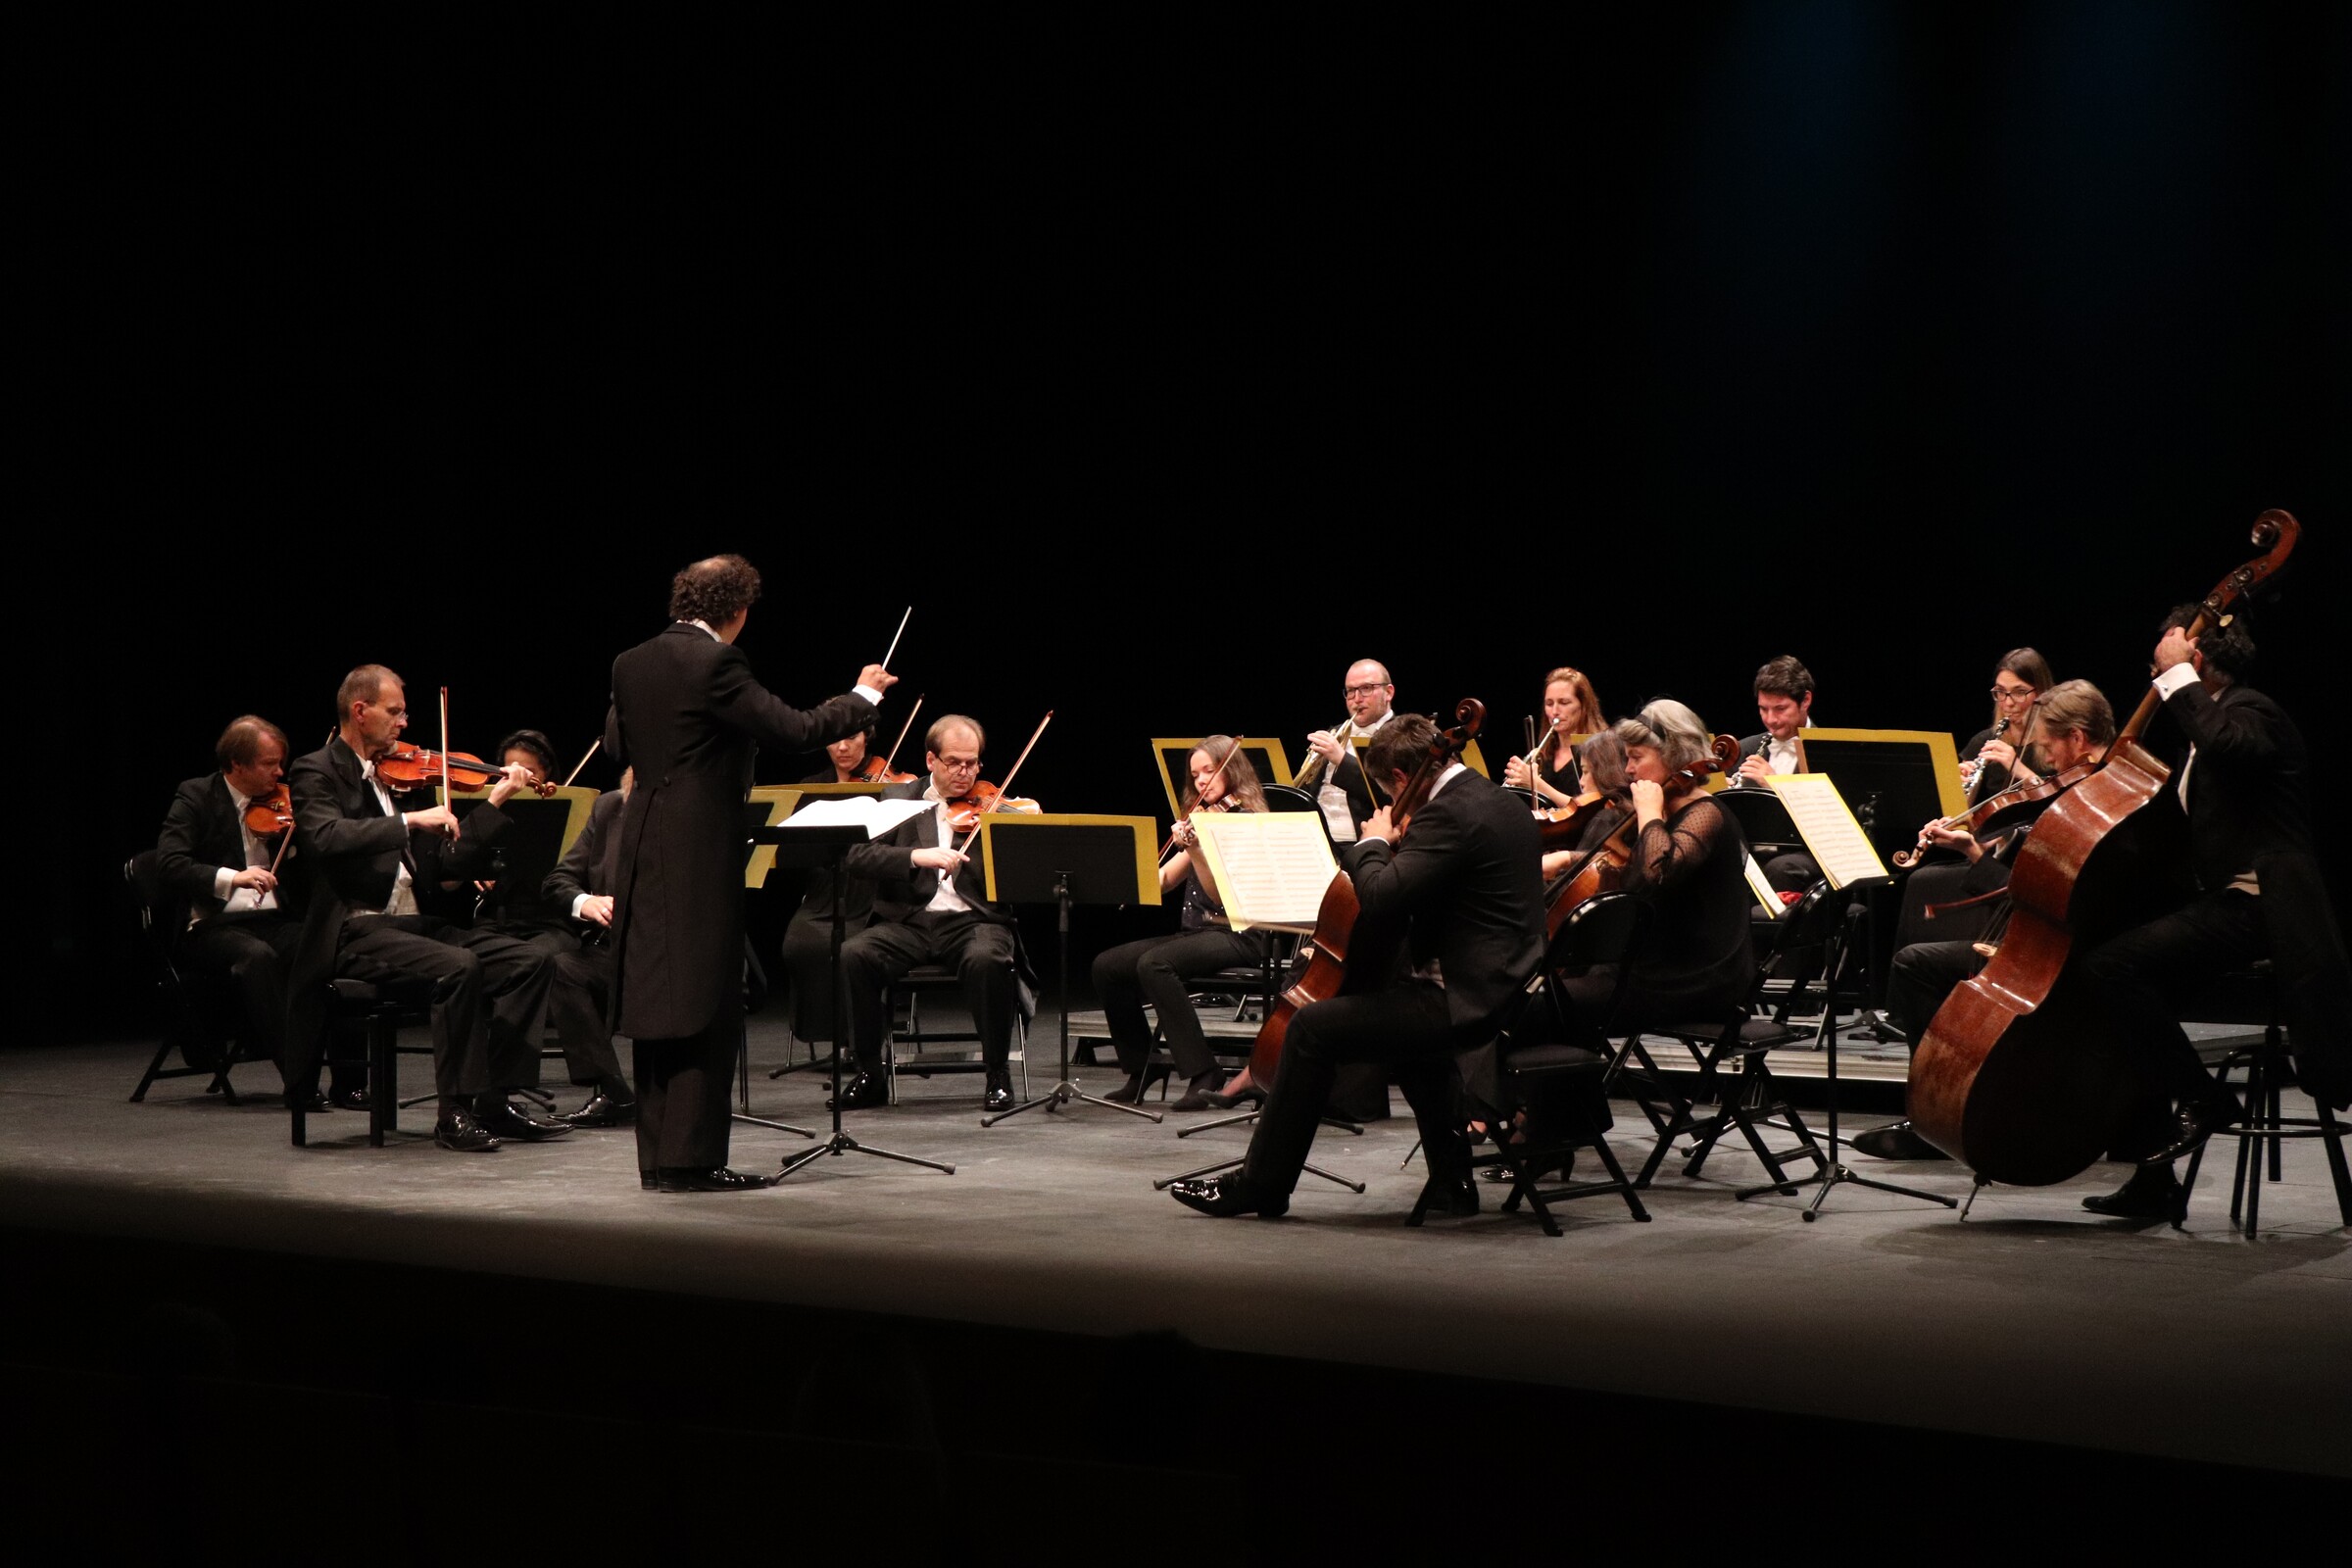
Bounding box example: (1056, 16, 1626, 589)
(1734, 875, 1955, 1220)
(971, 814, 1166, 1126)
(755, 818, 955, 1181)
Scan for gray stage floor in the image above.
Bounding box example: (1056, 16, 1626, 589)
(5, 1018, 2348, 1479)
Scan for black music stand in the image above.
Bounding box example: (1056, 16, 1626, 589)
(973, 815, 1166, 1127)
(1735, 875, 1955, 1220)
(755, 820, 955, 1181)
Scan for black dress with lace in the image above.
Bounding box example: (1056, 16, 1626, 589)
(1614, 792, 1754, 1024)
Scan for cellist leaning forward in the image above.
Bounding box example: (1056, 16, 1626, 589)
(1167, 713, 1544, 1221)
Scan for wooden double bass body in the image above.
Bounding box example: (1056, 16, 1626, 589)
(1908, 511, 2301, 1184)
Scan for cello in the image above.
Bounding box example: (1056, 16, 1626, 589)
(1244, 699, 1485, 1087)
(1908, 510, 2301, 1183)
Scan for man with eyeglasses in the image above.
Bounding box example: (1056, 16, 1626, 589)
(832, 714, 1037, 1114)
(1302, 659, 1396, 844)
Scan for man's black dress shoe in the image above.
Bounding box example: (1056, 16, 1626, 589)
(983, 1071, 1017, 1114)
(1850, 1120, 1950, 1161)
(1417, 1173, 1480, 1217)
(286, 1090, 331, 1113)
(655, 1167, 774, 1193)
(560, 1092, 637, 1129)
(2082, 1172, 2186, 1219)
(474, 1098, 574, 1142)
(1168, 1173, 1288, 1218)
(2144, 1095, 2238, 1166)
(828, 1072, 888, 1111)
(639, 1171, 658, 1191)
(433, 1109, 501, 1153)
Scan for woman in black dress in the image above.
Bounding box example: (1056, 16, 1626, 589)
(1503, 665, 1602, 808)
(1960, 647, 2054, 804)
(1094, 736, 1271, 1110)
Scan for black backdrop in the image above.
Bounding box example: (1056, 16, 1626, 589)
(39, 6, 2348, 1043)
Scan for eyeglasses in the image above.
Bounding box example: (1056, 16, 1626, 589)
(1344, 683, 1389, 698)
(1990, 686, 2037, 702)
(937, 758, 981, 773)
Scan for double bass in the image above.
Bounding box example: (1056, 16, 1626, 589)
(1245, 699, 1484, 1086)
(1908, 511, 2300, 1183)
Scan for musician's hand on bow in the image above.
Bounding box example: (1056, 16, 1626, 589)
(405, 803, 460, 838)
(2152, 626, 2197, 675)
(1360, 806, 1396, 843)
(1171, 818, 1198, 850)
(1922, 822, 1984, 861)
(858, 663, 899, 693)
(579, 894, 614, 927)
(486, 762, 532, 808)
(1977, 738, 2017, 774)
(229, 867, 277, 894)
(1307, 730, 1347, 764)
(1738, 753, 1774, 787)
(1630, 777, 1666, 827)
(911, 847, 968, 872)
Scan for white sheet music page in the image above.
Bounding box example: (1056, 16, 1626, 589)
(1763, 774, 1888, 888)
(781, 795, 934, 839)
(1190, 811, 1341, 931)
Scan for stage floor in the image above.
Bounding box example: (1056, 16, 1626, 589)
(5, 1019, 2348, 1481)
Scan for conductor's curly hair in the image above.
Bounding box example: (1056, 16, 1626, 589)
(669, 555, 763, 626)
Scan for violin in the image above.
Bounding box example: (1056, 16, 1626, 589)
(1892, 750, 2094, 869)
(853, 695, 924, 785)
(1908, 510, 2301, 1183)
(1534, 787, 1613, 846)
(944, 779, 1042, 834)
(373, 744, 558, 797)
(1542, 734, 1740, 940)
(243, 783, 294, 838)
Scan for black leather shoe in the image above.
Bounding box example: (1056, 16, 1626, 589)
(1169, 1173, 1288, 1218)
(2145, 1095, 2238, 1166)
(2082, 1172, 2186, 1219)
(655, 1166, 774, 1193)
(433, 1109, 501, 1153)
(560, 1092, 637, 1129)
(1417, 1173, 1480, 1217)
(285, 1090, 331, 1113)
(328, 1087, 370, 1113)
(983, 1071, 1017, 1114)
(828, 1072, 888, 1110)
(639, 1171, 658, 1191)
(1851, 1120, 1950, 1161)
(474, 1097, 574, 1142)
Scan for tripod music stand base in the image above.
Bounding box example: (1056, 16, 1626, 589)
(1179, 1108, 1362, 1140)
(1153, 1153, 1364, 1195)
(1736, 1160, 1958, 1219)
(985, 1080, 1162, 1127)
(777, 1130, 956, 1181)
(733, 1112, 816, 1140)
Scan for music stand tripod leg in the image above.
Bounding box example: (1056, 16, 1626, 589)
(986, 872, 1164, 1125)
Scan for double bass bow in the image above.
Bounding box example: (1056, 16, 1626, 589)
(1908, 510, 2301, 1184)
(1243, 699, 1484, 1088)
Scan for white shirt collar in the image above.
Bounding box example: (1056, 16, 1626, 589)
(684, 618, 720, 641)
(1426, 760, 1468, 800)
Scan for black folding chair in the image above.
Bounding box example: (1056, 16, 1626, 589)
(122, 852, 270, 1105)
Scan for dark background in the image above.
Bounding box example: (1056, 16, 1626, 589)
(39, 3, 2348, 1042)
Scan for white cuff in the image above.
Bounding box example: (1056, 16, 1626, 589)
(2152, 663, 2200, 700)
(212, 866, 238, 901)
(571, 893, 590, 919)
(854, 684, 884, 706)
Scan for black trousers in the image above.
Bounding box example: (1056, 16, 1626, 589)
(333, 915, 551, 1105)
(780, 911, 844, 1044)
(1886, 940, 1986, 1044)
(1092, 928, 1265, 1080)
(841, 910, 1018, 1074)
(176, 913, 301, 1077)
(633, 1012, 742, 1172)
(1243, 982, 1464, 1199)
(547, 939, 627, 1091)
(2079, 889, 2264, 1155)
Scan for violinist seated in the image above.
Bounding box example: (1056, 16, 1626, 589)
(1167, 712, 1546, 1221)
(1728, 654, 1822, 893)
(282, 663, 568, 1153)
(776, 716, 888, 1055)
(2065, 612, 2352, 1217)
(1093, 736, 1271, 1111)
(1852, 680, 2114, 1162)
(1502, 665, 1603, 810)
(1959, 649, 2055, 806)
(1553, 701, 1754, 1035)
(152, 715, 324, 1096)
(1301, 658, 1398, 844)
(534, 768, 638, 1129)
(831, 714, 1039, 1115)
(1536, 729, 1634, 882)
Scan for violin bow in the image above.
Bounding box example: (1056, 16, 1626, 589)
(437, 686, 457, 835)
(952, 710, 1054, 855)
(1158, 735, 1245, 861)
(879, 696, 924, 774)
(559, 738, 601, 791)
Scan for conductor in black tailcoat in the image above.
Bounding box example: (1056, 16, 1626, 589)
(604, 555, 894, 1194)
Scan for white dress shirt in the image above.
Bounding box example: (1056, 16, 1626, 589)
(1317, 709, 1395, 843)
(201, 781, 280, 921)
(918, 782, 973, 914)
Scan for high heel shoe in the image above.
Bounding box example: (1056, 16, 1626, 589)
(1170, 1072, 1229, 1111)
(1201, 1082, 1266, 1111)
(1102, 1064, 1170, 1104)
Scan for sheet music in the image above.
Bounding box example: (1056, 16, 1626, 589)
(1764, 773, 1888, 888)
(1190, 811, 1341, 931)
(1743, 854, 1784, 916)
(780, 795, 934, 839)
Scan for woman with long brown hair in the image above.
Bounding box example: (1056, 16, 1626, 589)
(1503, 666, 1603, 807)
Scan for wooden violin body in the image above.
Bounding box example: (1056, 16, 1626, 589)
(243, 783, 294, 837)
(1908, 510, 2300, 1183)
(374, 745, 557, 797)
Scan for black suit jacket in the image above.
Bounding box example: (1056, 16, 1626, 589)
(604, 622, 872, 1040)
(1342, 769, 1545, 1049)
(2161, 678, 2351, 1107)
(156, 773, 290, 935)
(281, 734, 511, 1083)
(843, 779, 1015, 926)
(1724, 731, 1793, 790)
(540, 789, 624, 930)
